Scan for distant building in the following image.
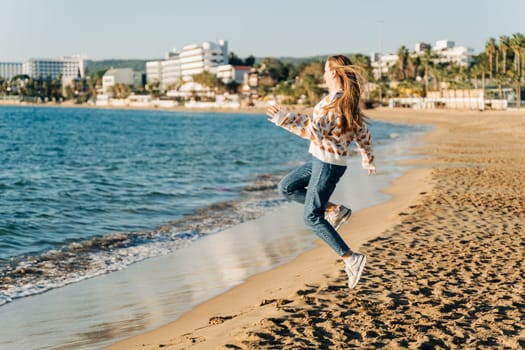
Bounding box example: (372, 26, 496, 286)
(146, 40, 229, 92)
(432, 40, 475, 67)
(102, 68, 142, 95)
(216, 65, 251, 84)
(22, 56, 85, 80)
(414, 42, 431, 53)
(179, 40, 228, 81)
(161, 58, 182, 91)
(0, 62, 23, 80)
(370, 53, 398, 80)
(434, 40, 455, 51)
(146, 61, 162, 84)
(435, 46, 475, 67)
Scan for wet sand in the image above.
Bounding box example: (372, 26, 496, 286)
(106, 108, 525, 349)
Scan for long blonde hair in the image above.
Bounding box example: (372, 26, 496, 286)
(325, 55, 368, 131)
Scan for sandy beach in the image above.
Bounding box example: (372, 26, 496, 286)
(103, 108, 525, 349)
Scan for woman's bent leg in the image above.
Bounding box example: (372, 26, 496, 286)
(278, 161, 312, 204)
(303, 159, 350, 256)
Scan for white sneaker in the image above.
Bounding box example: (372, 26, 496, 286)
(344, 253, 366, 289)
(326, 205, 352, 230)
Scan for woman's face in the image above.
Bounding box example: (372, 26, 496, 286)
(324, 61, 333, 85)
(324, 61, 338, 91)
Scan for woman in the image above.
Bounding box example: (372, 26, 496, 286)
(266, 55, 375, 289)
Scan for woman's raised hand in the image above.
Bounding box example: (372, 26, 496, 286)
(266, 104, 281, 119)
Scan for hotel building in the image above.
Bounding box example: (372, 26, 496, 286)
(147, 40, 229, 92)
(216, 65, 251, 84)
(102, 68, 141, 95)
(22, 56, 85, 80)
(432, 40, 475, 67)
(0, 62, 23, 80)
(161, 58, 182, 91)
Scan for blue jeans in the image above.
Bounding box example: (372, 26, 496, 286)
(278, 158, 350, 256)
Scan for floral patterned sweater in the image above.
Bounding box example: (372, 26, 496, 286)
(268, 91, 375, 170)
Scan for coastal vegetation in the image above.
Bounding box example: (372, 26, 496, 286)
(0, 33, 523, 107)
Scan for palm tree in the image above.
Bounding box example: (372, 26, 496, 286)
(506, 69, 521, 109)
(418, 49, 434, 96)
(430, 63, 448, 97)
(192, 71, 224, 92)
(470, 62, 487, 92)
(485, 38, 497, 79)
(494, 73, 507, 99)
(510, 33, 525, 81)
(0, 78, 7, 95)
(499, 35, 510, 73)
(387, 64, 401, 82)
(396, 46, 410, 80)
(350, 54, 372, 80)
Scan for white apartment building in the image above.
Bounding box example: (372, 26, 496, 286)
(102, 68, 139, 95)
(0, 62, 23, 80)
(146, 40, 229, 92)
(370, 53, 398, 79)
(434, 40, 455, 50)
(216, 65, 251, 84)
(179, 40, 228, 81)
(432, 40, 475, 67)
(146, 61, 162, 85)
(161, 59, 182, 90)
(22, 56, 85, 80)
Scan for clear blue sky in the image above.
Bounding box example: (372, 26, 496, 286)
(1, 0, 523, 62)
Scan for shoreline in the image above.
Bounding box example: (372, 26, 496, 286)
(105, 169, 434, 350)
(106, 108, 525, 349)
(0, 100, 270, 115)
(104, 110, 433, 349)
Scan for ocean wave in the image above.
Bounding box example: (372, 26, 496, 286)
(0, 172, 286, 306)
(390, 132, 401, 139)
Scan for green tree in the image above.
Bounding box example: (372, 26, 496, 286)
(192, 71, 224, 91)
(510, 33, 524, 79)
(225, 80, 240, 94)
(295, 61, 324, 105)
(258, 58, 291, 82)
(396, 79, 424, 97)
(350, 54, 372, 80)
(485, 38, 497, 79)
(64, 85, 74, 100)
(0, 77, 7, 95)
(395, 46, 410, 80)
(108, 83, 132, 99)
(470, 61, 488, 91)
(429, 63, 449, 96)
(272, 80, 296, 103)
(499, 35, 510, 74)
(228, 52, 244, 66)
(146, 80, 161, 98)
(506, 69, 521, 109)
(51, 75, 63, 101)
(244, 55, 256, 67)
(494, 72, 508, 99)
(417, 49, 435, 96)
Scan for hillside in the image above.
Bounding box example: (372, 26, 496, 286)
(85, 59, 154, 74)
